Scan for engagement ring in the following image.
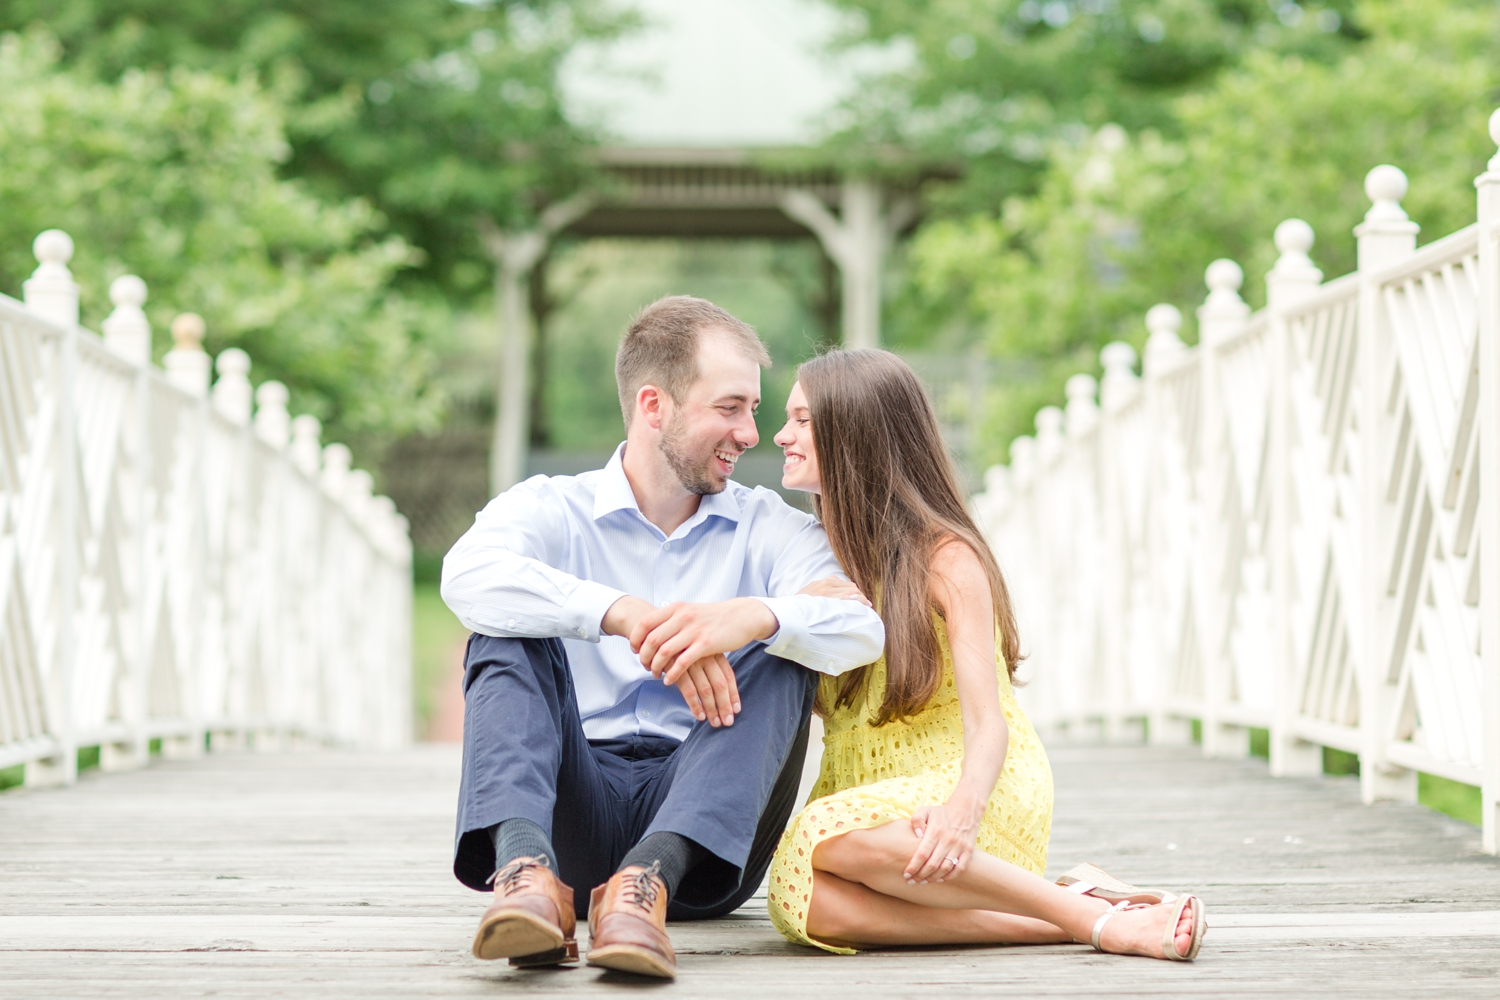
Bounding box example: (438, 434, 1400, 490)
(944, 856, 960, 866)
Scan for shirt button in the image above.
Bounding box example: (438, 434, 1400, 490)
(576, 628, 586, 638)
(642, 710, 651, 718)
(662, 541, 670, 550)
(507, 619, 517, 628)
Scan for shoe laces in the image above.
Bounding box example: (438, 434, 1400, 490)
(488, 856, 550, 895)
(621, 860, 663, 912)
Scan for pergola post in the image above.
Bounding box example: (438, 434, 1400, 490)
(781, 178, 915, 350)
(480, 194, 593, 497)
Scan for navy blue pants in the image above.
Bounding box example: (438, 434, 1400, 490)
(453, 634, 817, 920)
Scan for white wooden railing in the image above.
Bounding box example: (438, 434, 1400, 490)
(1, 230, 412, 786)
(976, 110, 1500, 854)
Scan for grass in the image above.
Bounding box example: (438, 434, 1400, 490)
(1419, 773, 1483, 826)
(0, 764, 21, 791)
(413, 581, 469, 738)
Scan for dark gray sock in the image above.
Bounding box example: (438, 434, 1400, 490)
(618, 831, 708, 898)
(489, 818, 557, 875)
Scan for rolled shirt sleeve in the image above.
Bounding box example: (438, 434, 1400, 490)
(441, 481, 625, 642)
(753, 517, 885, 676)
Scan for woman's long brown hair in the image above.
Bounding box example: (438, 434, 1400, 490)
(800, 349, 1022, 725)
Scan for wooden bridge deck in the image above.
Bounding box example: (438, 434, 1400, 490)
(3, 743, 1498, 998)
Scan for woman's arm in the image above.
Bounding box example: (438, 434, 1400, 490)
(903, 539, 1009, 884)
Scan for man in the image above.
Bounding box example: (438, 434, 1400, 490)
(441, 295, 884, 979)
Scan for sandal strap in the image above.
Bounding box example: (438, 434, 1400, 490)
(1162, 895, 1199, 961)
(1089, 901, 1129, 951)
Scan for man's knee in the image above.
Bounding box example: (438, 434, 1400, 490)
(463, 634, 565, 693)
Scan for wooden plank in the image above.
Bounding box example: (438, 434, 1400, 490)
(1, 743, 1498, 997)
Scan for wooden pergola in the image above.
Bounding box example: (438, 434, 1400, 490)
(485, 146, 943, 493)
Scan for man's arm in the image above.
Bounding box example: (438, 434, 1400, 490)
(440, 483, 625, 641)
(754, 517, 885, 674)
(633, 514, 885, 680)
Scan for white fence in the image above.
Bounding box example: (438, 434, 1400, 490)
(1, 230, 412, 786)
(975, 111, 1500, 854)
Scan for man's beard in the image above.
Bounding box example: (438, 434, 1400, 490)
(659, 415, 727, 496)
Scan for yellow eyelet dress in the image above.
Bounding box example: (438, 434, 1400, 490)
(767, 615, 1053, 953)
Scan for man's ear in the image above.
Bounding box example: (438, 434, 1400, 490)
(637, 385, 667, 431)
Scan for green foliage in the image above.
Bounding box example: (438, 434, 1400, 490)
(828, 0, 1363, 208)
(77, 745, 100, 773)
(0, 31, 441, 441)
(898, 0, 1498, 461)
(1418, 773, 1481, 827)
(0, 1, 627, 296)
(1323, 746, 1360, 775)
(1248, 726, 1268, 759)
(0, 764, 22, 792)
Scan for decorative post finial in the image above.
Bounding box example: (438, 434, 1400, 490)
(321, 443, 353, 499)
(345, 468, 375, 525)
(1355, 164, 1419, 270)
(1100, 341, 1139, 409)
(1064, 373, 1099, 437)
(290, 415, 322, 476)
(101, 274, 151, 367)
(164, 313, 211, 396)
(24, 229, 80, 328)
(1035, 405, 1065, 463)
(1144, 303, 1186, 374)
(1268, 219, 1323, 308)
(212, 348, 253, 424)
(1198, 258, 1250, 345)
(254, 381, 291, 449)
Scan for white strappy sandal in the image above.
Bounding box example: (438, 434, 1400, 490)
(1057, 861, 1177, 906)
(1088, 895, 1207, 961)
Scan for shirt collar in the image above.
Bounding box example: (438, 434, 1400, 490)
(592, 442, 744, 528)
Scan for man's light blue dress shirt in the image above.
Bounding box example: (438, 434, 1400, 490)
(441, 444, 886, 741)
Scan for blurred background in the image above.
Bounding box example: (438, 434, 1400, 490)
(4, 0, 1492, 739)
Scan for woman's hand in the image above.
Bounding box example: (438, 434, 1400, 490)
(904, 795, 984, 884)
(797, 577, 873, 607)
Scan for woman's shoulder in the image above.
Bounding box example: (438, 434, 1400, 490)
(928, 536, 989, 598)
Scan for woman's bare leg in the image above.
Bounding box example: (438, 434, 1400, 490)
(812, 822, 1195, 958)
(804, 869, 1072, 949)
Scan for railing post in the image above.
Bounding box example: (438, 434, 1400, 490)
(1099, 344, 1141, 740)
(1196, 260, 1251, 758)
(1355, 164, 1421, 804)
(1142, 305, 1192, 746)
(1266, 220, 1325, 777)
(1475, 110, 1500, 853)
(161, 313, 210, 760)
(101, 275, 153, 772)
(22, 230, 80, 786)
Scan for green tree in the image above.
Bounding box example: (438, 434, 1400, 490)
(0, 31, 440, 439)
(900, 0, 1499, 460)
(828, 0, 1363, 214)
(0, 1, 625, 299)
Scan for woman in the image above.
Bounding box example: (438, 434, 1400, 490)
(766, 349, 1204, 960)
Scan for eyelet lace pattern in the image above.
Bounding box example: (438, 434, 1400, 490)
(767, 615, 1054, 953)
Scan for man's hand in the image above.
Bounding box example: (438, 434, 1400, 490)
(631, 598, 779, 684)
(673, 654, 740, 728)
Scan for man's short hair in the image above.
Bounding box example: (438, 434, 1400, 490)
(615, 295, 771, 427)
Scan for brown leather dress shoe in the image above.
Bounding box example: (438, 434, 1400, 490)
(471, 856, 578, 966)
(585, 862, 676, 979)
